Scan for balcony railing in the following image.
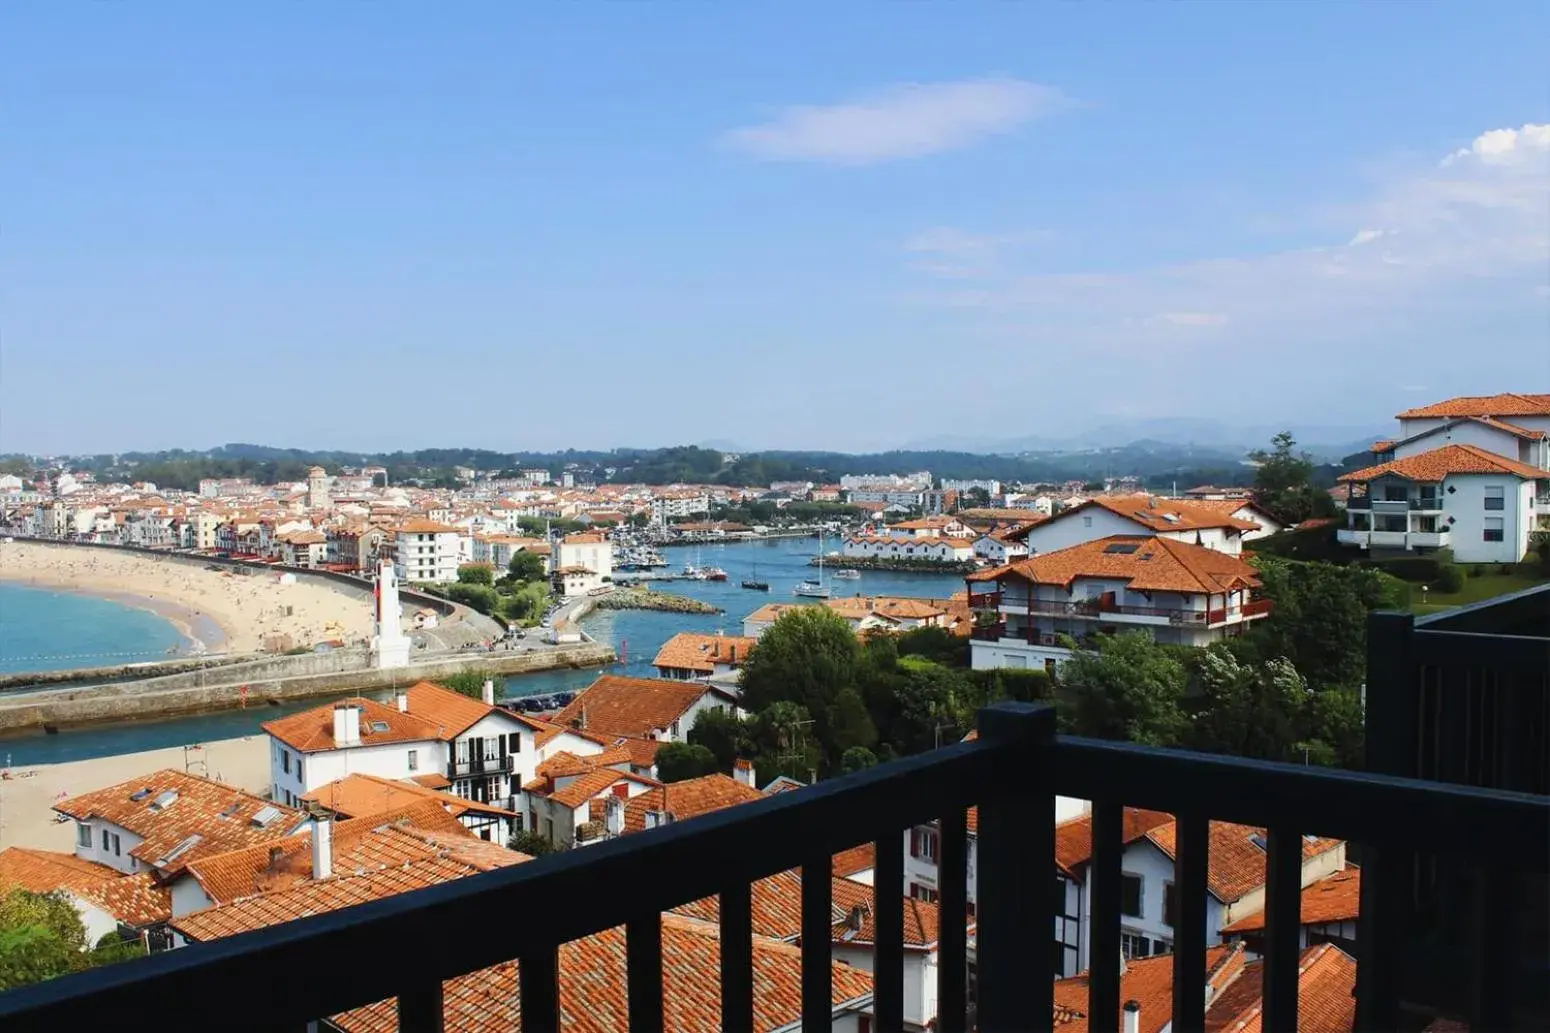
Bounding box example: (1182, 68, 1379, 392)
(967, 590, 1002, 610)
(449, 755, 515, 779)
(970, 622, 1005, 641)
(2, 635, 1545, 1032)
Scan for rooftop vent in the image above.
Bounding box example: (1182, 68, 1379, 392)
(250, 805, 282, 828)
(130, 788, 153, 802)
(149, 789, 179, 811)
(1160, 513, 1181, 523)
(219, 800, 243, 818)
(1249, 832, 1268, 852)
(156, 833, 204, 866)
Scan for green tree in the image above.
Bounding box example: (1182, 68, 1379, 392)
(1059, 632, 1188, 746)
(457, 564, 494, 586)
(1250, 432, 1331, 524)
(896, 626, 969, 667)
(655, 742, 720, 783)
(1188, 649, 1308, 761)
(688, 708, 750, 772)
(840, 746, 878, 773)
(748, 701, 821, 784)
(739, 608, 860, 760)
(1248, 558, 1387, 691)
(825, 688, 878, 763)
(507, 550, 549, 583)
(0, 889, 89, 990)
(1300, 686, 1366, 768)
(440, 670, 497, 700)
(509, 830, 559, 856)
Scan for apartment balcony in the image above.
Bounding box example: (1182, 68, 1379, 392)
(449, 755, 516, 779)
(3, 615, 1546, 1033)
(1337, 528, 1451, 550)
(967, 589, 1002, 610)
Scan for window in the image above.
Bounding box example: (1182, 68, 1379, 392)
(910, 883, 940, 903)
(1121, 873, 1143, 918)
(1483, 486, 1505, 511)
(1055, 877, 1068, 916)
(407, 749, 419, 772)
(1164, 881, 1177, 927)
(1484, 517, 1504, 543)
(296, 759, 303, 781)
(1083, 516, 1093, 527)
(77, 823, 92, 848)
(910, 827, 940, 862)
(1120, 931, 1150, 960)
(281, 750, 290, 775)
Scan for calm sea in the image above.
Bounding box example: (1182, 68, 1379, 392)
(0, 583, 188, 675)
(0, 538, 968, 765)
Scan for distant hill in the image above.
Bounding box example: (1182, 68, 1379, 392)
(904, 419, 1389, 464)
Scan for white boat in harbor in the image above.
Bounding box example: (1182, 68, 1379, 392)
(795, 533, 832, 597)
(832, 569, 861, 580)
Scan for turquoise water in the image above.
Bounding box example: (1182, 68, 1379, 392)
(0, 583, 188, 674)
(0, 538, 968, 765)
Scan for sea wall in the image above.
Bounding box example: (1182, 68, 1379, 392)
(0, 643, 614, 733)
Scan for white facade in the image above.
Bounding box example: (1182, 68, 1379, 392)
(1021, 507, 1244, 558)
(1338, 473, 1537, 564)
(651, 494, 710, 520)
(842, 536, 975, 562)
(394, 527, 462, 583)
(71, 817, 147, 875)
(973, 534, 1028, 564)
(272, 735, 438, 808)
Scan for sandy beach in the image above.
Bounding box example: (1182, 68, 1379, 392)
(0, 541, 376, 655)
(0, 734, 270, 852)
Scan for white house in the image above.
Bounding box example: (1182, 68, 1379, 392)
(393, 519, 463, 583)
(973, 530, 1030, 565)
(966, 535, 1274, 672)
(1336, 444, 1546, 563)
(1392, 393, 1550, 453)
(1012, 495, 1262, 558)
(470, 533, 549, 572)
(652, 631, 757, 680)
(1220, 864, 1360, 956)
(548, 674, 741, 742)
(263, 681, 542, 817)
(550, 532, 613, 595)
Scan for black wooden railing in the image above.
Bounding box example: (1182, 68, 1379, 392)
(1, 698, 1545, 1033)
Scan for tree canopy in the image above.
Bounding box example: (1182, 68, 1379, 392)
(506, 550, 548, 583)
(1250, 432, 1333, 524)
(1057, 632, 1188, 746)
(655, 742, 720, 783)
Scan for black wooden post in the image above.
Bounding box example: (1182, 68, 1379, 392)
(873, 829, 906, 1033)
(1087, 801, 1123, 1033)
(976, 702, 1056, 1033)
(1169, 814, 1209, 1033)
(937, 808, 968, 1033)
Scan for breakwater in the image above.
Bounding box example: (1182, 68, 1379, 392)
(591, 588, 721, 615)
(0, 643, 614, 733)
(813, 556, 978, 574)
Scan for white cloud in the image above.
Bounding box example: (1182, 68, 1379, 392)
(724, 77, 1065, 165)
(1441, 122, 1550, 166)
(904, 226, 1050, 278)
(1348, 228, 1386, 246)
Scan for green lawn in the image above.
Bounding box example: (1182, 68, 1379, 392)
(1409, 571, 1548, 614)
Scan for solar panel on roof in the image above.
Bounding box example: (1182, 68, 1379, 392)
(149, 789, 179, 811)
(250, 805, 282, 828)
(130, 788, 153, 802)
(1104, 543, 1141, 554)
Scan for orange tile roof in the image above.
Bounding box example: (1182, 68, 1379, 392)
(550, 675, 730, 740)
(54, 769, 305, 877)
(612, 735, 664, 769)
(329, 913, 873, 1033)
(1082, 494, 1262, 533)
(972, 536, 1261, 597)
(1053, 807, 1175, 876)
(1054, 945, 1240, 1033)
(304, 773, 516, 820)
(832, 842, 876, 878)
(1396, 393, 1550, 419)
(74, 870, 172, 928)
(1146, 822, 1344, 904)
(674, 869, 946, 949)
(408, 773, 453, 790)
(826, 596, 947, 621)
(0, 846, 119, 895)
(622, 773, 764, 834)
(1204, 943, 1356, 1033)
(545, 768, 658, 810)
(397, 518, 460, 534)
(404, 680, 501, 738)
(652, 632, 758, 673)
(1221, 866, 1360, 934)
(1337, 443, 1546, 483)
(263, 696, 443, 752)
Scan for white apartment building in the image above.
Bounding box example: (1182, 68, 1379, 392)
(263, 681, 542, 827)
(650, 492, 711, 521)
(1333, 395, 1550, 562)
(393, 519, 463, 583)
(470, 533, 549, 572)
(940, 479, 1002, 496)
(841, 535, 975, 563)
(966, 535, 1273, 672)
(1012, 494, 1263, 558)
(846, 488, 928, 508)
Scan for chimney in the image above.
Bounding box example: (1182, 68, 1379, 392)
(312, 817, 333, 880)
(396, 690, 409, 713)
(846, 904, 867, 932)
(346, 704, 361, 744)
(482, 679, 496, 706)
(332, 705, 357, 746)
(1123, 1000, 1140, 1033)
(645, 809, 674, 830)
(733, 757, 756, 788)
(604, 794, 624, 838)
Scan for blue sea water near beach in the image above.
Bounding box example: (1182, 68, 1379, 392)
(0, 538, 968, 766)
(0, 583, 189, 675)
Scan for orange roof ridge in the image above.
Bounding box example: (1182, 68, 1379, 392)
(1338, 442, 1546, 483)
(1396, 392, 1550, 419)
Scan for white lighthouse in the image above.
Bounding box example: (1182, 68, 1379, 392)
(371, 559, 411, 669)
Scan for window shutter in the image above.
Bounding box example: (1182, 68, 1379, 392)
(910, 829, 921, 857)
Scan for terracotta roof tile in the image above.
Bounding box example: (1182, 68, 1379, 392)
(1054, 944, 1239, 1033)
(1081, 495, 1263, 533)
(74, 870, 172, 928)
(0, 847, 119, 895)
(1054, 808, 1175, 876)
(622, 773, 764, 834)
(969, 536, 1262, 596)
(545, 768, 659, 810)
(1338, 443, 1546, 483)
(1147, 822, 1344, 904)
(652, 632, 758, 673)
(1204, 943, 1357, 1033)
(550, 675, 731, 740)
(54, 768, 305, 877)
(404, 680, 498, 738)
(831, 843, 875, 878)
(674, 869, 947, 949)
(329, 914, 873, 1033)
(263, 696, 442, 752)
(1396, 393, 1550, 419)
(1222, 866, 1360, 934)
(304, 773, 516, 820)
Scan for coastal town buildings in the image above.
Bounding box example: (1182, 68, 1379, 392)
(392, 519, 462, 584)
(652, 631, 758, 680)
(966, 536, 1273, 671)
(547, 674, 741, 742)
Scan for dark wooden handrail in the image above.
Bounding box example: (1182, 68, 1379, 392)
(0, 702, 1544, 1033)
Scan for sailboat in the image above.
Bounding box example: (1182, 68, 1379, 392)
(741, 560, 769, 591)
(794, 533, 832, 598)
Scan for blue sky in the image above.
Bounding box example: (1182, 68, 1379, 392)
(4, 3, 1547, 455)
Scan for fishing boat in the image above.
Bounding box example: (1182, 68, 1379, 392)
(832, 569, 861, 580)
(741, 562, 769, 591)
(704, 566, 728, 581)
(794, 534, 832, 598)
